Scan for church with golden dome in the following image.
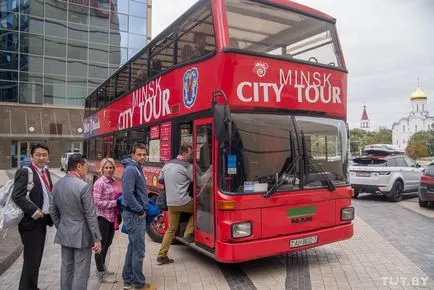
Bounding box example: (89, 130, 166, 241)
(392, 84, 433, 150)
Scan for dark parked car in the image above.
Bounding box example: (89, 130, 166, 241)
(419, 162, 434, 208)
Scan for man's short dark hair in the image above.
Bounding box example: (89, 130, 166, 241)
(67, 153, 87, 171)
(131, 143, 147, 154)
(30, 143, 49, 155)
(180, 144, 193, 154)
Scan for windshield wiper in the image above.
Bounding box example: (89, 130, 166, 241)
(264, 132, 299, 198)
(301, 131, 336, 192)
(264, 156, 301, 198)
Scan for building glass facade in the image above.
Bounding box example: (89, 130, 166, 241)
(0, 0, 151, 169)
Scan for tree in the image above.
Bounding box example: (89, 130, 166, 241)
(376, 127, 393, 144)
(349, 127, 393, 156)
(349, 128, 366, 156)
(406, 140, 429, 159)
(411, 131, 434, 155)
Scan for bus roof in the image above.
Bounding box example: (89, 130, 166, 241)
(259, 0, 335, 23)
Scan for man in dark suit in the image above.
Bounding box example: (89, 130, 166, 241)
(49, 153, 101, 290)
(12, 143, 54, 290)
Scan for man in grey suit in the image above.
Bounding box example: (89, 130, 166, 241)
(49, 153, 102, 290)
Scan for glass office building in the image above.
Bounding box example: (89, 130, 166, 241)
(0, 0, 151, 169)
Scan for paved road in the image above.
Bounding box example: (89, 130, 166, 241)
(1, 173, 434, 290)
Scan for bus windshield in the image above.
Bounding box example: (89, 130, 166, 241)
(225, 0, 345, 69)
(220, 113, 348, 194)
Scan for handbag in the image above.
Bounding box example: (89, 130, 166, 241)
(0, 167, 34, 231)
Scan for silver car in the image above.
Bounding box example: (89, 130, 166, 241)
(60, 152, 81, 171)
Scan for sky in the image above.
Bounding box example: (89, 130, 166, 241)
(151, 0, 434, 130)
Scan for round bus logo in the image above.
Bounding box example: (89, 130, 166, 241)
(183, 68, 199, 109)
(253, 62, 269, 77)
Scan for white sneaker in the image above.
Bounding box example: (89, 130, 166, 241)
(104, 266, 115, 275)
(97, 272, 117, 284)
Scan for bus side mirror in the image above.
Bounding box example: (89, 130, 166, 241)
(212, 91, 231, 142)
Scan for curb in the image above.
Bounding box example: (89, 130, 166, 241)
(0, 227, 23, 275)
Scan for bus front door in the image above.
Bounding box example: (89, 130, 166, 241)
(193, 119, 215, 249)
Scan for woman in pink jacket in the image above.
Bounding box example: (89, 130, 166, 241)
(93, 158, 118, 284)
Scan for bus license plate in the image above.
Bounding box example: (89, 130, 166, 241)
(290, 236, 318, 248)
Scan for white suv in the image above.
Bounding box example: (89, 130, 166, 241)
(60, 152, 82, 171)
(349, 154, 422, 201)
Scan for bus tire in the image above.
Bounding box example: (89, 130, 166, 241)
(146, 195, 166, 243)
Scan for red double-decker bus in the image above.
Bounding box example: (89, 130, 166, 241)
(83, 0, 354, 263)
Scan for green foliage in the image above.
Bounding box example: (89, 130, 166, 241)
(349, 127, 392, 156)
(406, 140, 429, 159)
(410, 131, 434, 155)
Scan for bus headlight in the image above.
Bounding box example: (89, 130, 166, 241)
(231, 222, 252, 238)
(341, 207, 354, 221)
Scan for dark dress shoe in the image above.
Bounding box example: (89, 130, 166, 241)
(157, 256, 174, 265)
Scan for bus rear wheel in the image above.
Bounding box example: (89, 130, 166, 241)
(146, 214, 166, 243)
(146, 195, 166, 243)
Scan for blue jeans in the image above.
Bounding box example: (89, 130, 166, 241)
(122, 211, 147, 288)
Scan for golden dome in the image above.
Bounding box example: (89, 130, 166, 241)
(410, 87, 428, 101)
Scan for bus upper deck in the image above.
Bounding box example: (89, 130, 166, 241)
(84, 0, 347, 125)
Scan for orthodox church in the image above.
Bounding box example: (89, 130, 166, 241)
(392, 85, 434, 150)
(360, 105, 370, 130)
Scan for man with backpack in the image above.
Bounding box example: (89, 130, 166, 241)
(156, 144, 211, 265)
(11, 143, 54, 290)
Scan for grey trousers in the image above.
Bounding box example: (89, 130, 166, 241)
(61, 246, 92, 290)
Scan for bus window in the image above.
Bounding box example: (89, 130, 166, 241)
(295, 116, 348, 188)
(220, 113, 298, 193)
(90, 92, 98, 115)
(149, 31, 175, 77)
(95, 136, 103, 160)
(115, 65, 130, 98)
(106, 78, 116, 105)
(103, 135, 114, 158)
(131, 49, 148, 89)
(85, 97, 90, 117)
(180, 122, 193, 146)
(176, 3, 215, 63)
(87, 138, 96, 160)
(114, 132, 128, 161)
(114, 130, 147, 161)
(150, 59, 162, 78)
(195, 123, 213, 234)
(224, 0, 344, 69)
(128, 130, 147, 154)
(83, 140, 88, 157)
